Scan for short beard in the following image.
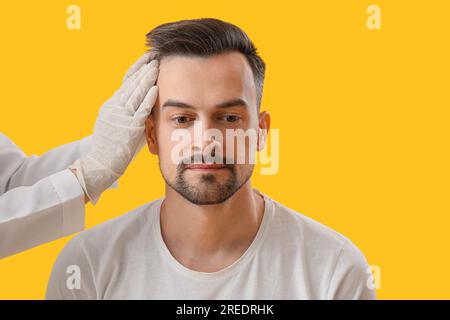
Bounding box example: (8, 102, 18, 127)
(161, 162, 253, 205)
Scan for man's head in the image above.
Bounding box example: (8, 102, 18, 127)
(146, 18, 265, 107)
(144, 18, 270, 205)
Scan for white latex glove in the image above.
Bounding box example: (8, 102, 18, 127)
(123, 51, 155, 82)
(70, 53, 159, 204)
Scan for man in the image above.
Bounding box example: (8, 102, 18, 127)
(46, 18, 376, 300)
(0, 53, 159, 259)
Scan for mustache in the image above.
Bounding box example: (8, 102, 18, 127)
(177, 154, 236, 169)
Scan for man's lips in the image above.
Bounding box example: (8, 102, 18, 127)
(185, 164, 228, 170)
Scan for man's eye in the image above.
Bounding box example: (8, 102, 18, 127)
(221, 115, 240, 122)
(173, 116, 193, 125)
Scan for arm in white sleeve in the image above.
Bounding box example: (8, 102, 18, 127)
(0, 169, 85, 259)
(0, 133, 117, 197)
(0, 133, 92, 191)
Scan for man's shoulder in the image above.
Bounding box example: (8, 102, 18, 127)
(266, 195, 364, 257)
(66, 198, 162, 255)
(266, 195, 372, 295)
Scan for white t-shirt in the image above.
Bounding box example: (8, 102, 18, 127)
(46, 189, 376, 300)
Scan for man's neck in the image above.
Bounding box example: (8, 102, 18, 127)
(159, 181, 265, 272)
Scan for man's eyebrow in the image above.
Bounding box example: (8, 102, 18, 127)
(161, 98, 248, 109)
(161, 99, 195, 109)
(216, 98, 248, 109)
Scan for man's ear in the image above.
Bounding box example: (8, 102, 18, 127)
(145, 113, 158, 155)
(257, 110, 270, 151)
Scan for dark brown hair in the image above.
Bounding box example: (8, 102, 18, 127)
(146, 18, 265, 108)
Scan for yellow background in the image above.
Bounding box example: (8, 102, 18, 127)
(1, 0, 449, 299)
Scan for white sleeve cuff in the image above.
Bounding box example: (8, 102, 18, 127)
(48, 169, 85, 236)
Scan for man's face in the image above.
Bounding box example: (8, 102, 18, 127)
(145, 51, 269, 205)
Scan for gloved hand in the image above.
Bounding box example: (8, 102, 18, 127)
(122, 51, 155, 82)
(70, 52, 159, 204)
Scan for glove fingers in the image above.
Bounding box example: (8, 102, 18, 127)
(99, 53, 158, 116)
(120, 62, 153, 104)
(122, 52, 152, 82)
(100, 112, 134, 126)
(131, 135, 147, 161)
(99, 105, 127, 116)
(91, 124, 145, 172)
(123, 50, 157, 81)
(125, 62, 159, 115)
(122, 62, 148, 88)
(133, 85, 159, 126)
(99, 62, 148, 115)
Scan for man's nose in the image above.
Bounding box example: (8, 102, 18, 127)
(191, 119, 223, 161)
